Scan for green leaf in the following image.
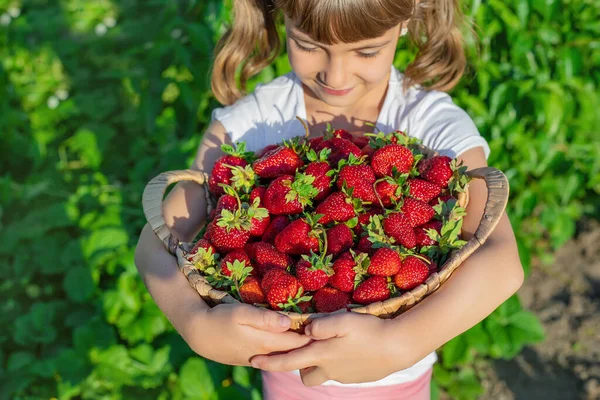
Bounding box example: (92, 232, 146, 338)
(507, 310, 545, 341)
(63, 267, 95, 303)
(232, 366, 251, 388)
(179, 358, 216, 398)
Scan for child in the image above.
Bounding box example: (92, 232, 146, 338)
(134, 0, 524, 398)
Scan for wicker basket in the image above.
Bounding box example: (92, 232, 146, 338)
(142, 149, 509, 332)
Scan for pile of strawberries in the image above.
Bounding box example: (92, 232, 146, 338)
(186, 126, 470, 314)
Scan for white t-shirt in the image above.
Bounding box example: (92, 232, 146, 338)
(211, 66, 490, 387)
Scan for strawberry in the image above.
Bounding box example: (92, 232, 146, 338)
(420, 254, 438, 273)
(371, 144, 414, 178)
(329, 250, 369, 292)
(401, 197, 435, 227)
(220, 249, 252, 277)
(186, 239, 218, 271)
(368, 247, 402, 276)
(353, 276, 391, 304)
(326, 223, 354, 257)
(260, 267, 288, 293)
(305, 149, 334, 201)
(244, 242, 292, 277)
(209, 215, 252, 254)
(264, 173, 318, 215)
(314, 191, 358, 224)
(374, 179, 401, 207)
(249, 186, 267, 205)
(265, 272, 308, 311)
(274, 216, 321, 255)
(316, 137, 362, 166)
(253, 145, 304, 178)
(393, 256, 430, 290)
(208, 142, 254, 196)
(353, 208, 384, 235)
(239, 276, 265, 304)
(255, 143, 279, 158)
(295, 252, 334, 291)
(356, 235, 376, 256)
(361, 144, 375, 161)
(332, 129, 354, 141)
(414, 220, 443, 246)
(261, 215, 291, 243)
(382, 212, 417, 248)
(337, 164, 377, 203)
(313, 286, 351, 313)
(352, 134, 370, 149)
(407, 178, 442, 203)
(418, 156, 453, 188)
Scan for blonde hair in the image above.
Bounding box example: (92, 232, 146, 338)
(211, 0, 469, 106)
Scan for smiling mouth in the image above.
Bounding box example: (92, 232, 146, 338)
(319, 84, 355, 96)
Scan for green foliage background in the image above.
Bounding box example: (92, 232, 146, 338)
(0, 0, 598, 398)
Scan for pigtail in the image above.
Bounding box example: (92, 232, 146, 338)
(404, 0, 470, 92)
(211, 0, 280, 105)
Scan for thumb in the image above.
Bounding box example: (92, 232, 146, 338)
(238, 305, 292, 332)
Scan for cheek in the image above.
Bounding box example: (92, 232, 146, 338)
(288, 46, 316, 78)
(358, 50, 396, 85)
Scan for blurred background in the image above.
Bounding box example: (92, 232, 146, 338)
(0, 0, 598, 399)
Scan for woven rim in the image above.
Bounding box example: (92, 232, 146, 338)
(142, 163, 508, 331)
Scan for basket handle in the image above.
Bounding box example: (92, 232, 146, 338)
(142, 169, 214, 255)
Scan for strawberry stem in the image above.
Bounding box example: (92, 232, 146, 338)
(296, 116, 310, 138)
(372, 179, 386, 209)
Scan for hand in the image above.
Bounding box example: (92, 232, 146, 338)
(187, 303, 313, 367)
(250, 313, 413, 386)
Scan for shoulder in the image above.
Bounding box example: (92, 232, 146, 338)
(384, 70, 491, 160)
(211, 72, 302, 151)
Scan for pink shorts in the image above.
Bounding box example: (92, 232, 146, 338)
(261, 368, 432, 400)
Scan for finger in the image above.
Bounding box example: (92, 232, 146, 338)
(251, 342, 323, 372)
(300, 366, 329, 387)
(259, 331, 313, 353)
(237, 305, 292, 332)
(305, 313, 349, 340)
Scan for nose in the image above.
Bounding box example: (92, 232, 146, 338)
(319, 55, 351, 89)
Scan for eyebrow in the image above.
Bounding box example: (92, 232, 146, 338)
(289, 32, 391, 51)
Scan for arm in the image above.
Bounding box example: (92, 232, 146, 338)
(134, 121, 311, 366)
(385, 146, 525, 366)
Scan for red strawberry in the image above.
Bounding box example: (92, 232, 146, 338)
(414, 220, 443, 246)
(255, 143, 279, 158)
(245, 192, 270, 237)
(274, 217, 320, 255)
(382, 212, 417, 248)
(239, 276, 265, 304)
(295, 253, 333, 291)
(352, 134, 370, 149)
(329, 251, 369, 292)
(304, 161, 333, 201)
(420, 254, 438, 273)
(264, 174, 318, 215)
(209, 217, 251, 253)
(220, 249, 252, 277)
(253, 146, 304, 178)
(332, 129, 354, 141)
(374, 180, 401, 207)
(408, 178, 442, 203)
(261, 215, 291, 243)
(371, 144, 413, 178)
(326, 223, 354, 257)
(265, 272, 304, 311)
(401, 197, 435, 227)
(209, 194, 239, 220)
(418, 156, 453, 188)
(249, 186, 266, 205)
(249, 214, 270, 237)
(313, 286, 351, 313)
(314, 192, 357, 224)
(308, 136, 324, 150)
(353, 208, 384, 235)
(316, 137, 362, 166)
(209, 155, 248, 196)
(260, 267, 288, 293)
(368, 247, 402, 276)
(393, 256, 430, 290)
(353, 276, 391, 304)
(186, 239, 216, 263)
(361, 144, 375, 161)
(337, 164, 377, 203)
(356, 235, 376, 255)
(244, 242, 292, 277)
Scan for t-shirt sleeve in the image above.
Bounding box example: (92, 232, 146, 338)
(211, 93, 264, 152)
(407, 91, 491, 160)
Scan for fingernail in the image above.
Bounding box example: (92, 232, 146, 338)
(251, 360, 260, 369)
(279, 316, 290, 327)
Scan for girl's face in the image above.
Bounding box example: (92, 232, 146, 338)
(285, 16, 402, 110)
